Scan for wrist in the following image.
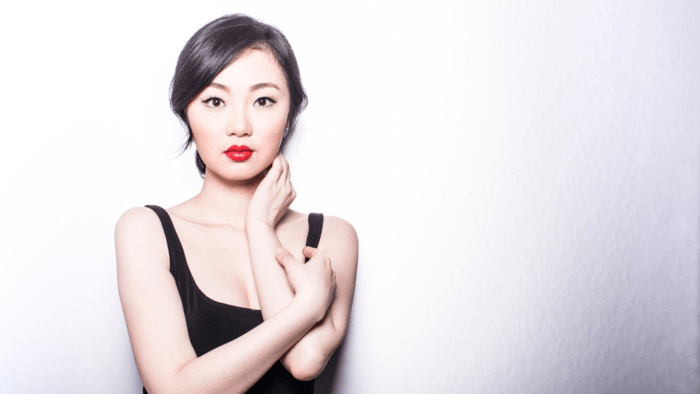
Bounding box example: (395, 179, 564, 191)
(245, 217, 274, 232)
(291, 293, 327, 324)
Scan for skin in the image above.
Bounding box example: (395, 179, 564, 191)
(115, 49, 358, 394)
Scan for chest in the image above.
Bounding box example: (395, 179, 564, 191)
(172, 220, 307, 310)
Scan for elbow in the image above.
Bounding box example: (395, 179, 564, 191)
(288, 360, 325, 381)
(285, 348, 329, 381)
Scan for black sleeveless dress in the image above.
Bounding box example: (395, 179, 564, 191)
(143, 205, 322, 394)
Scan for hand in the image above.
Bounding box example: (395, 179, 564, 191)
(276, 246, 337, 322)
(246, 153, 296, 228)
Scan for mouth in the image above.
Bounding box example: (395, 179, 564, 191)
(225, 145, 253, 162)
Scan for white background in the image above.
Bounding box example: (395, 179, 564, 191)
(1, 1, 699, 393)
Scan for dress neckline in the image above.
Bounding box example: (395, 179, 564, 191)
(155, 205, 263, 316)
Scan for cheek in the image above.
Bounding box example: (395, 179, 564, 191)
(188, 110, 221, 149)
(255, 110, 288, 143)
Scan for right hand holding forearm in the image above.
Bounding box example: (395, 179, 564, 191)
(275, 246, 337, 322)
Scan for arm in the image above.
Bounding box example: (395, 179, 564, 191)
(116, 207, 333, 394)
(276, 219, 358, 380)
(246, 154, 359, 380)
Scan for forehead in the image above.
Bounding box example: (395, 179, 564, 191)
(212, 49, 288, 92)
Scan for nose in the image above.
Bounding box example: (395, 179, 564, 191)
(226, 105, 252, 137)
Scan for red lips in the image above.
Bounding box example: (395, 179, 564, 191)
(225, 145, 253, 162)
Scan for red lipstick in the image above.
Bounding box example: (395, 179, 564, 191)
(225, 145, 253, 162)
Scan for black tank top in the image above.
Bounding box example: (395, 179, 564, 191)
(143, 205, 323, 394)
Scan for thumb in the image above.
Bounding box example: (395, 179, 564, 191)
(302, 246, 319, 260)
(276, 247, 299, 270)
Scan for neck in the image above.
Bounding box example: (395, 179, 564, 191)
(190, 169, 265, 229)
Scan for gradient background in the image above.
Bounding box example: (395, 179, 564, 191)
(1, 1, 699, 393)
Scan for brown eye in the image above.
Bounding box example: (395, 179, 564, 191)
(203, 97, 225, 108)
(255, 97, 276, 107)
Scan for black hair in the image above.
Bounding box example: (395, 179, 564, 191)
(170, 14, 308, 176)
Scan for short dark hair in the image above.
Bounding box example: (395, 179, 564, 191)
(170, 14, 308, 176)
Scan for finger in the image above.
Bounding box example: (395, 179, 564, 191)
(287, 187, 296, 206)
(277, 153, 288, 187)
(278, 153, 291, 185)
(278, 152, 288, 169)
(329, 280, 337, 304)
(302, 246, 321, 260)
(302, 246, 318, 259)
(276, 247, 300, 269)
(266, 156, 283, 182)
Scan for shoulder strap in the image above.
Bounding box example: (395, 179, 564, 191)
(144, 205, 184, 275)
(305, 213, 324, 262)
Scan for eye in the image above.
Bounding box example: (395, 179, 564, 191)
(255, 97, 277, 107)
(202, 97, 225, 108)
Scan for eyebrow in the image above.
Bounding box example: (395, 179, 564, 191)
(250, 82, 280, 92)
(209, 82, 229, 92)
(207, 82, 280, 93)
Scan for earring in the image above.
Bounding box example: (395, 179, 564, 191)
(284, 126, 289, 138)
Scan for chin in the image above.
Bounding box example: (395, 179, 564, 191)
(207, 165, 266, 183)
(202, 152, 275, 181)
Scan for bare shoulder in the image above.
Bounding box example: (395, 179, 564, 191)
(115, 206, 168, 271)
(116, 205, 159, 228)
(115, 207, 163, 247)
(321, 216, 357, 244)
(318, 215, 358, 266)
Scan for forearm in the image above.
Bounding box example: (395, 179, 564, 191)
(159, 299, 318, 394)
(245, 216, 354, 382)
(245, 221, 339, 381)
(246, 221, 295, 320)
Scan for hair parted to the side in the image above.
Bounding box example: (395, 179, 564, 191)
(170, 14, 308, 176)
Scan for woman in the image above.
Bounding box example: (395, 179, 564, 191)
(115, 14, 358, 394)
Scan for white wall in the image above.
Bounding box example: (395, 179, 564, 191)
(1, 1, 698, 393)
